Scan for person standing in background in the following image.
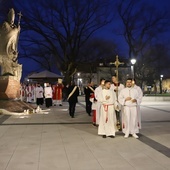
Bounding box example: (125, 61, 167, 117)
(52, 84, 57, 106)
(52, 79, 64, 106)
(32, 83, 36, 103)
(44, 83, 53, 108)
(67, 82, 79, 118)
(111, 74, 124, 130)
(56, 79, 64, 106)
(26, 84, 34, 103)
(35, 83, 44, 109)
(94, 78, 105, 126)
(62, 84, 69, 101)
(20, 83, 26, 101)
(84, 82, 95, 116)
(90, 92, 97, 126)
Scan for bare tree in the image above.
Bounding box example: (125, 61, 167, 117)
(117, 0, 167, 59)
(135, 43, 170, 91)
(14, 0, 113, 83)
(77, 38, 117, 82)
(115, 0, 169, 88)
(80, 38, 117, 62)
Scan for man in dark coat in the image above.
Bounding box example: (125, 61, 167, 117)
(84, 82, 95, 116)
(67, 82, 79, 118)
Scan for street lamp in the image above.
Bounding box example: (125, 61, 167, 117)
(77, 72, 81, 87)
(130, 58, 136, 79)
(160, 74, 163, 94)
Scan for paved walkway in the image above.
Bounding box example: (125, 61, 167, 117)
(0, 97, 170, 170)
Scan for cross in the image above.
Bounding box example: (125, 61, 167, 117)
(110, 55, 124, 98)
(112, 55, 124, 131)
(113, 55, 124, 83)
(17, 11, 23, 26)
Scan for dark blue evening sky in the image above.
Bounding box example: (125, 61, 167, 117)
(1, 0, 169, 79)
(93, 0, 170, 57)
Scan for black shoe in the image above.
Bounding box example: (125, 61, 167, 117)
(59, 104, 62, 106)
(71, 116, 74, 118)
(102, 135, 106, 138)
(88, 113, 91, 116)
(109, 135, 115, 138)
(93, 123, 96, 126)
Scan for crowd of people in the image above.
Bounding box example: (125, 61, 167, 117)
(20, 81, 65, 108)
(19, 75, 143, 139)
(84, 75, 143, 139)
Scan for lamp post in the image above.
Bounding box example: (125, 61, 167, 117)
(160, 74, 163, 94)
(77, 72, 82, 95)
(77, 72, 80, 86)
(130, 58, 136, 79)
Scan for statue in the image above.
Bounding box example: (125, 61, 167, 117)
(0, 8, 22, 81)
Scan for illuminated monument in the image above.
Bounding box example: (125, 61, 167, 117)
(0, 8, 22, 99)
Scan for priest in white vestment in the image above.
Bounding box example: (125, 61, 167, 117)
(118, 78, 141, 139)
(111, 75, 124, 130)
(98, 80, 117, 138)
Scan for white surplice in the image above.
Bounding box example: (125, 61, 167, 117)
(44, 86, 53, 98)
(110, 83, 124, 95)
(110, 83, 124, 111)
(35, 86, 44, 98)
(98, 88, 117, 136)
(118, 87, 141, 135)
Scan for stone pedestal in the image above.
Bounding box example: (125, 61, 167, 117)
(0, 76, 20, 99)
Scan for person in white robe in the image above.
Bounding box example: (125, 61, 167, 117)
(132, 79, 143, 129)
(111, 75, 124, 130)
(26, 84, 34, 103)
(98, 80, 118, 138)
(35, 83, 44, 109)
(94, 78, 105, 126)
(90, 93, 97, 125)
(33, 84, 36, 103)
(44, 83, 53, 108)
(20, 83, 26, 101)
(118, 78, 141, 139)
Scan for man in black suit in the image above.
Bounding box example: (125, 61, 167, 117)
(67, 82, 79, 118)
